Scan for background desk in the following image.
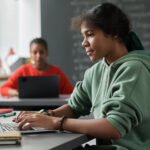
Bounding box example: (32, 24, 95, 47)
(0, 95, 69, 110)
(0, 113, 94, 150)
(0, 75, 9, 86)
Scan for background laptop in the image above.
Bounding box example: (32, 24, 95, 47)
(18, 75, 59, 98)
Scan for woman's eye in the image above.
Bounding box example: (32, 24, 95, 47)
(87, 33, 94, 36)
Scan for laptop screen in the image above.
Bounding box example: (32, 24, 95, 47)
(18, 75, 59, 98)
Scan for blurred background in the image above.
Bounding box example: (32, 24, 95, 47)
(0, 0, 149, 85)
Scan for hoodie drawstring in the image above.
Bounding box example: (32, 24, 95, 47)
(90, 61, 113, 113)
(104, 63, 113, 101)
(90, 61, 105, 113)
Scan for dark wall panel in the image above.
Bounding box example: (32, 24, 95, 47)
(41, 0, 150, 85)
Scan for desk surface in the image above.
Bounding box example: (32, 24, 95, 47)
(0, 114, 93, 150)
(0, 95, 69, 107)
(0, 75, 9, 80)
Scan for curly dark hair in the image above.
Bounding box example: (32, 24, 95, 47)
(72, 3, 131, 45)
(30, 37, 48, 50)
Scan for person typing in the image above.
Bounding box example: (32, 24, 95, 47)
(0, 38, 73, 97)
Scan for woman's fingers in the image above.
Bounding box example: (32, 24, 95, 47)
(8, 89, 19, 97)
(21, 122, 41, 130)
(18, 115, 36, 129)
(13, 111, 35, 123)
(18, 113, 40, 129)
(15, 113, 55, 130)
(12, 111, 25, 122)
(21, 122, 32, 130)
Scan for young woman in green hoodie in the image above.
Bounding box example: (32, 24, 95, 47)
(14, 3, 150, 150)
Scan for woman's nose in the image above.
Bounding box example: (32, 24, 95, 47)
(82, 38, 89, 47)
(36, 53, 41, 58)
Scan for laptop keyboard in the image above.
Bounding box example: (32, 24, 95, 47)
(0, 123, 19, 132)
(0, 123, 57, 134)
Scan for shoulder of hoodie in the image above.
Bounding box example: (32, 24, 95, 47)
(113, 59, 144, 72)
(112, 50, 150, 72)
(83, 58, 141, 77)
(84, 50, 150, 76)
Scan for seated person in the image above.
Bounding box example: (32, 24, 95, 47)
(14, 3, 150, 150)
(0, 38, 73, 97)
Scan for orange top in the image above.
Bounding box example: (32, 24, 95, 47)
(0, 64, 73, 96)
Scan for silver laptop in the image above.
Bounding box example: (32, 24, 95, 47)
(18, 75, 59, 98)
(0, 122, 57, 134)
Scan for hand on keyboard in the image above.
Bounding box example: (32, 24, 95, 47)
(13, 111, 59, 130)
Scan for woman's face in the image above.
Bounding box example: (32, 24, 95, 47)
(30, 43, 48, 68)
(81, 23, 116, 62)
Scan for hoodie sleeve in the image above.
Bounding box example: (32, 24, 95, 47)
(68, 68, 92, 118)
(102, 61, 149, 137)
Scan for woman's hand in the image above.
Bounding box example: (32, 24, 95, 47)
(13, 111, 60, 130)
(8, 89, 19, 97)
(12, 111, 35, 123)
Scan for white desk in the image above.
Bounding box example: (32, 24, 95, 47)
(0, 114, 94, 150)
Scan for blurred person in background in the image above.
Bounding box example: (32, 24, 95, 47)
(0, 38, 73, 97)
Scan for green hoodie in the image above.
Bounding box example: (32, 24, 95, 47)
(68, 50, 150, 150)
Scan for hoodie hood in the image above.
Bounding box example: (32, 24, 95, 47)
(125, 31, 144, 51)
(111, 50, 150, 70)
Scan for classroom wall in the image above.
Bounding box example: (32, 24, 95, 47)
(42, 0, 150, 85)
(18, 0, 41, 57)
(0, 0, 41, 75)
(0, 0, 18, 58)
(0, 0, 41, 59)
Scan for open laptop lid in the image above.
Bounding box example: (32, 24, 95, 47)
(18, 75, 59, 98)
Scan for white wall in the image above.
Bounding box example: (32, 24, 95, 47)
(18, 0, 41, 57)
(0, 0, 18, 58)
(0, 0, 41, 58)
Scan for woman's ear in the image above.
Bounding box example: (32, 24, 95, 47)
(111, 35, 118, 41)
(113, 35, 121, 42)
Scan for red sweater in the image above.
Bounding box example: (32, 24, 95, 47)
(0, 64, 73, 96)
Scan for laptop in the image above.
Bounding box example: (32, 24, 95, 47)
(0, 122, 57, 134)
(18, 75, 59, 98)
